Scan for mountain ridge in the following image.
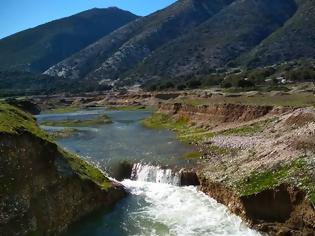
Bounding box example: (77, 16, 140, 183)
(44, 0, 235, 80)
(1, 0, 315, 89)
(0, 7, 138, 72)
(124, 0, 297, 83)
(238, 0, 315, 67)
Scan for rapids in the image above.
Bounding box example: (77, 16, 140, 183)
(37, 109, 260, 236)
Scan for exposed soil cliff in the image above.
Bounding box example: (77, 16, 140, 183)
(0, 103, 126, 235)
(145, 102, 315, 235)
(158, 102, 289, 126)
(199, 179, 315, 235)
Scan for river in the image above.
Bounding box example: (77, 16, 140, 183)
(36, 109, 260, 236)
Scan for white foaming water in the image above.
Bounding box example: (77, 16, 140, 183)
(131, 163, 181, 185)
(121, 179, 261, 236)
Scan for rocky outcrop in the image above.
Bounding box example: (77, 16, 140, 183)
(179, 169, 200, 186)
(0, 103, 127, 235)
(199, 177, 315, 235)
(5, 98, 41, 115)
(113, 161, 134, 181)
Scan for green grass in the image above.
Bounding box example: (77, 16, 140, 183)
(184, 151, 202, 159)
(106, 105, 150, 111)
(238, 157, 315, 203)
(41, 115, 112, 127)
(220, 119, 273, 136)
(142, 113, 212, 143)
(61, 149, 111, 190)
(0, 102, 49, 140)
(0, 102, 112, 191)
(238, 166, 290, 196)
(142, 113, 174, 129)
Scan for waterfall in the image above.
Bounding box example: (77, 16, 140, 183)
(131, 163, 181, 185)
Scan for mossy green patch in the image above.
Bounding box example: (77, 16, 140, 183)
(142, 113, 174, 129)
(41, 115, 112, 127)
(0, 102, 49, 140)
(220, 119, 274, 136)
(237, 157, 315, 203)
(142, 113, 212, 143)
(0, 102, 112, 192)
(238, 166, 290, 196)
(309, 193, 315, 204)
(61, 149, 111, 191)
(184, 151, 202, 160)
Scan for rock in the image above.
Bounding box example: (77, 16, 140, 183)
(240, 184, 294, 223)
(0, 104, 127, 235)
(179, 169, 200, 186)
(113, 161, 134, 181)
(5, 98, 41, 115)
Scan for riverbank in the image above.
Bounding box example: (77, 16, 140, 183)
(142, 102, 315, 235)
(0, 103, 126, 235)
(5, 89, 315, 235)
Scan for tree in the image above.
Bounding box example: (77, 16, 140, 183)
(237, 79, 255, 88)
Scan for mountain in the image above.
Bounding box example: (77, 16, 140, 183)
(44, 0, 315, 87)
(45, 0, 235, 80)
(239, 0, 315, 67)
(0, 7, 138, 72)
(125, 0, 297, 82)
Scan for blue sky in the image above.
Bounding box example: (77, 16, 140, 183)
(0, 0, 176, 39)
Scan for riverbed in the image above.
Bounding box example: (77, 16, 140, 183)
(36, 109, 260, 236)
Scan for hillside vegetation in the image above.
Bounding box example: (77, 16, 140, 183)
(43, 0, 315, 87)
(0, 8, 138, 72)
(44, 0, 235, 80)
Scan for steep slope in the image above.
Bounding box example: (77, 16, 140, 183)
(0, 8, 138, 72)
(0, 103, 126, 235)
(239, 0, 315, 67)
(125, 0, 297, 82)
(45, 0, 235, 81)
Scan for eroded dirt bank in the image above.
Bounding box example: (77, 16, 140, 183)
(199, 179, 315, 235)
(158, 102, 291, 125)
(148, 102, 315, 235)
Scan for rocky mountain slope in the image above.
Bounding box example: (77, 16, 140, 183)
(44, 0, 235, 80)
(0, 103, 126, 235)
(240, 0, 315, 67)
(0, 8, 138, 72)
(126, 0, 297, 82)
(44, 0, 315, 86)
